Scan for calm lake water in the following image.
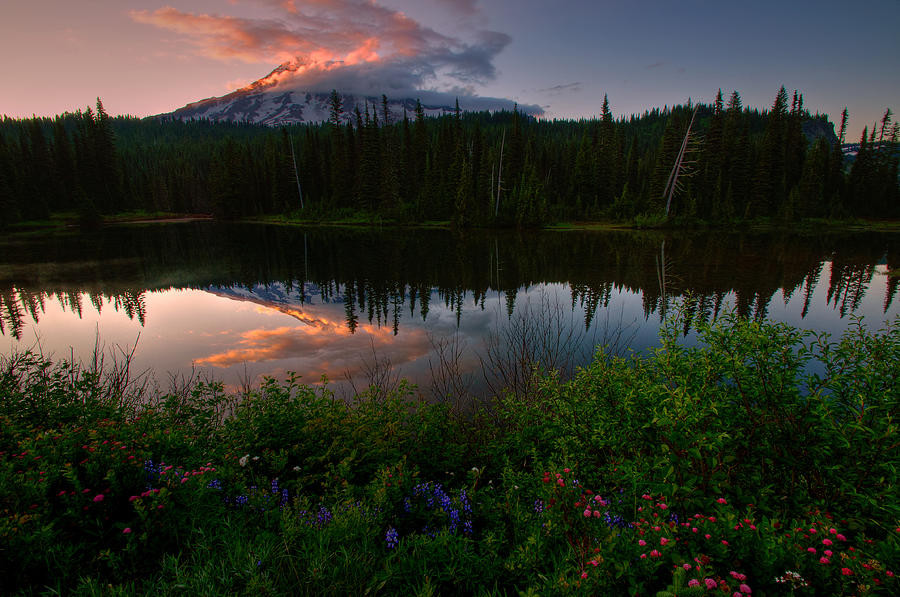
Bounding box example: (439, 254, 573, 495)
(1, 223, 898, 397)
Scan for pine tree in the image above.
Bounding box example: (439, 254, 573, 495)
(755, 86, 789, 216)
(328, 90, 343, 128)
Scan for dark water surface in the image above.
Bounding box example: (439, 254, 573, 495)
(1, 223, 898, 396)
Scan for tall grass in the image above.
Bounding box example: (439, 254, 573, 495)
(1, 311, 897, 595)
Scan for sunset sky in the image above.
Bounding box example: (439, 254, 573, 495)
(1, 0, 897, 139)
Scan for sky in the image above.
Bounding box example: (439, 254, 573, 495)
(1, 0, 897, 139)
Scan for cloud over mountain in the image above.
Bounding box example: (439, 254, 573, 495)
(131, 0, 510, 98)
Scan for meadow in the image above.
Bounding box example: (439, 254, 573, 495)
(1, 311, 898, 595)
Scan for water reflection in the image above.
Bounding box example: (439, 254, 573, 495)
(1, 223, 897, 393)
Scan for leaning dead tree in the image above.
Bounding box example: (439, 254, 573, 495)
(289, 133, 304, 210)
(662, 104, 700, 217)
(494, 129, 506, 217)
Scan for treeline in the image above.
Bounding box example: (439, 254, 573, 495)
(0, 89, 898, 228)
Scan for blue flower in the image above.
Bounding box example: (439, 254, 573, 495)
(385, 526, 399, 549)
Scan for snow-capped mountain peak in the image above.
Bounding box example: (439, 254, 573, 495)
(159, 59, 536, 126)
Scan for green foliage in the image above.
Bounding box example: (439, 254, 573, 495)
(1, 313, 898, 594)
(3, 89, 896, 231)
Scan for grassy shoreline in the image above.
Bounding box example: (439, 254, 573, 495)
(2, 313, 898, 595)
(5, 210, 900, 236)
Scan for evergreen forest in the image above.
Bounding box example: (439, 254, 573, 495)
(1, 87, 898, 230)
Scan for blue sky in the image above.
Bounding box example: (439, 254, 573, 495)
(1, 0, 896, 138)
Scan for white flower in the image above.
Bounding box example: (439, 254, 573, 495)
(239, 454, 249, 467)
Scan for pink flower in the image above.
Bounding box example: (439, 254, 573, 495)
(822, 538, 832, 545)
(580, 571, 587, 579)
(841, 568, 853, 576)
(824, 549, 833, 557)
(642, 494, 651, 500)
(557, 478, 564, 486)
(593, 510, 601, 518)
(717, 498, 728, 504)
(749, 524, 756, 531)
(809, 527, 817, 533)
(820, 557, 830, 564)
(739, 584, 751, 594)
(704, 534, 711, 540)
(658, 503, 668, 510)
(721, 540, 729, 546)
(692, 527, 698, 533)
(638, 539, 647, 546)
(650, 549, 661, 557)
(683, 564, 692, 571)
(660, 537, 669, 546)
(122, 527, 132, 534)
(688, 579, 700, 588)
(583, 509, 591, 518)
(836, 533, 846, 541)
(807, 547, 816, 553)
(92, 494, 104, 502)
(708, 516, 717, 522)
(705, 578, 717, 590)
(640, 553, 647, 559)
(733, 593, 742, 597)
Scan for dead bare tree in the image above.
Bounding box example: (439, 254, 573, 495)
(663, 104, 701, 217)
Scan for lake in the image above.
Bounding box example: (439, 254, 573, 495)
(1, 223, 898, 398)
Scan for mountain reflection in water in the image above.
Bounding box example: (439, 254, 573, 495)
(1, 223, 897, 396)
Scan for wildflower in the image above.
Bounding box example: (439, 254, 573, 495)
(820, 557, 829, 564)
(705, 578, 717, 590)
(580, 571, 588, 579)
(836, 533, 846, 541)
(650, 549, 661, 557)
(93, 494, 104, 502)
(239, 454, 249, 467)
(739, 584, 751, 594)
(385, 526, 399, 549)
(123, 528, 132, 534)
(660, 537, 669, 546)
(688, 579, 700, 588)
(638, 539, 647, 546)
(683, 564, 692, 571)
(841, 568, 853, 576)
(640, 553, 647, 559)
(807, 547, 816, 554)
(824, 549, 832, 557)
(721, 540, 729, 546)
(717, 498, 728, 504)
(730, 572, 746, 581)
(592, 510, 601, 518)
(659, 503, 668, 510)
(583, 509, 591, 518)
(704, 534, 711, 540)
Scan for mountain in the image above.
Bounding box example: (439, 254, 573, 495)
(159, 59, 530, 126)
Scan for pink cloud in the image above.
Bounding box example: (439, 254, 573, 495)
(131, 0, 510, 94)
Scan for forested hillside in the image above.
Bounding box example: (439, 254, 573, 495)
(1, 88, 897, 229)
